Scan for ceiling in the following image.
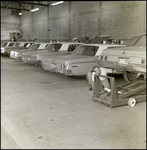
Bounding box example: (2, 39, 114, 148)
(1, 1, 52, 11)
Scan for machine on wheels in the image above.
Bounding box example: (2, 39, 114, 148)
(92, 74, 146, 107)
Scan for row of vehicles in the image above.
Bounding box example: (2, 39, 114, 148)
(1, 33, 146, 83)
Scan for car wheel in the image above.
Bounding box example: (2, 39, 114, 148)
(67, 76, 76, 78)
(123, 72, 137, 82)
(128, 98, 136, 107)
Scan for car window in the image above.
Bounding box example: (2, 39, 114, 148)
(8, 43, 14, 46)
(46, 44, 62, 51)
(68, 44, 80, 52)
(73, 46, 98, 56)
(134, 34, 146, 46)
(30, 44, 40, 50)
(24, 43, 32, 47)
(2, 42, 8, 47)
(15, 43, 20, 47)
(24, 43, 29, 47)
(45, 44, 49, 49)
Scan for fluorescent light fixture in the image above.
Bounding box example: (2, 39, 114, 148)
(19, 12, 22, 15)
(51, 1, 64, 6)
(30, 7, 39, 12)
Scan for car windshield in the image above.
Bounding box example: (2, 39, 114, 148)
(72, 46, 98, 56)
(134, 34, 146, 46)
(30, 44, 40, 50)
(46, 44, 62, 51)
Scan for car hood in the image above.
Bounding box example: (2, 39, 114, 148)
(44, 54, 97, 64)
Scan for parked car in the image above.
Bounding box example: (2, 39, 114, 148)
(3, 42, 33, 56)
(23, 42, 84, 65)
(41, 43, 126, 76)
(10, 42, 50, 60)
(1, 41, 17, 55)
(1, 41, 16, 47)
(1, 41, 33, 56)
(97, 33, 146, 82)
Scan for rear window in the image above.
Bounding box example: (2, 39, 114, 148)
(73, 46, 98, 56)
(134, 34, 146, 46)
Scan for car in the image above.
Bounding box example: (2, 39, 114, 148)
(21, 42, 59, 65)
(97, 33, 146, 82)
(23, 42, 84, 65)
(1, 41, 17, 55)
(1, 41, 34, 56)
(1, 41, 16, 47)
(41, 43, 126, 76)
(10, 42, 51, 60)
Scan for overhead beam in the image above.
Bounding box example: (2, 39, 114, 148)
(7, 7, 30, 11)
(19, 1, 49, 7)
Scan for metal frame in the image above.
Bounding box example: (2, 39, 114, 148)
(1, 1, 50, 11)
(92, 74, 146, 107)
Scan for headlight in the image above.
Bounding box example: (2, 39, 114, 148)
(42, 61, 45, 65)
(65, 64, 69, 69)
(61, 65, 65, 69)
(1, 47, 5, 52)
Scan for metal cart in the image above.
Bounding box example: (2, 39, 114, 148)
(92, 74, 146, 107)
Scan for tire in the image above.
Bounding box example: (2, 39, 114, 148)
(67, 76, 76, 78)
(123, 72, 137, 82)
(128, 98, 136, 107)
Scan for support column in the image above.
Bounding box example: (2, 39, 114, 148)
(68, 1, 71, 40)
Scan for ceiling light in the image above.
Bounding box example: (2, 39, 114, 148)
(51, 1, 64, 6)
(30, 7, 39, 12)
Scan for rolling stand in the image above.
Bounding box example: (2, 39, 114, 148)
(92, 74, 146, 107)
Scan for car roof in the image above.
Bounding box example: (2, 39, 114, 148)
(49, 41, 84, 44)
(33, 42, 51, 44)
(79, 43, 125, 47)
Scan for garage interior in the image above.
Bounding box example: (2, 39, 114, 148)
(1, 1, 146, 149)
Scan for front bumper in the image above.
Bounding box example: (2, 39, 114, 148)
(22, 57, 29, 64)
(10, 53, 19, 59)
(27, 57, 41, 65)
(1, 51, 9, 56)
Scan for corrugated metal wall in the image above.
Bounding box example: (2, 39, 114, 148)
(1, 1, 146, 41)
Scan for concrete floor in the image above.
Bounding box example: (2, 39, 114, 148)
(1, 56, 146, 149)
